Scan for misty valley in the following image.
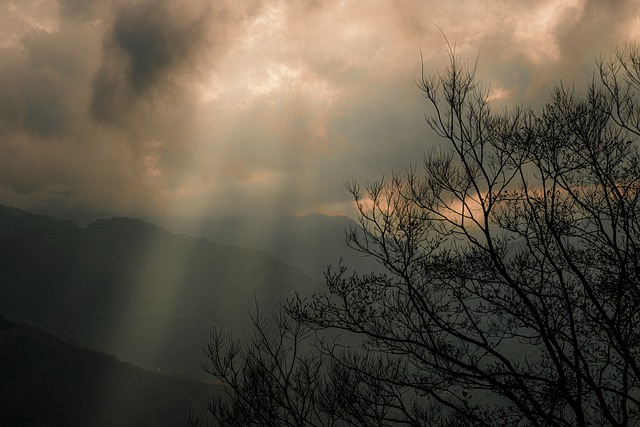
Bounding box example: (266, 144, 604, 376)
(0, 204, 366, 425)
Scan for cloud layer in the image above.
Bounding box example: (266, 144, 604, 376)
(0, 0, 638, 223)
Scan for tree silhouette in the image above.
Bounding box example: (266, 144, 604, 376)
(194, 45, 640, 426)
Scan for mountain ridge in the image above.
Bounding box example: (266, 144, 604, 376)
(0, 314, 216, 426)
(0, 203, 322, 380)
(165, 211, 382, 281)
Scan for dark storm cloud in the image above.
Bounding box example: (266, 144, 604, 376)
(12, 27, 91, 136)
(91, 0, 213, 123)
(0, 54, 69, 136)
(24, 82, 70, 136)
(0, 7, 101, 137)
(112, 1, 206, 93)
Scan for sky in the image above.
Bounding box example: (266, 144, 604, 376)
(1, 0, 639, 226)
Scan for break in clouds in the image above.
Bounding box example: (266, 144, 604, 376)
(0, 0, 638, 223)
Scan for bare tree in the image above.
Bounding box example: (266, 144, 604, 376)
(196, 45, 640, 426)
(192, 307, 336, 426)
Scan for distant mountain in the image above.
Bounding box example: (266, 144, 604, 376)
(0, 315, 216, 427)
(175, 213, 383, 282)
(0, 204, 321, 380)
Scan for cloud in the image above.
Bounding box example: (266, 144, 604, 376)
(58, 0, 108, 20)
(0, 43, 69, 137)
(0, 0, 638, 223)
(90, 0, 214, 123)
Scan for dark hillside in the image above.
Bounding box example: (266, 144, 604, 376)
(0, 315, 216, 427)
(0, 204, 320, 379)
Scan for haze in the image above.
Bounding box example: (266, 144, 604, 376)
(0, 0, 638, 226)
